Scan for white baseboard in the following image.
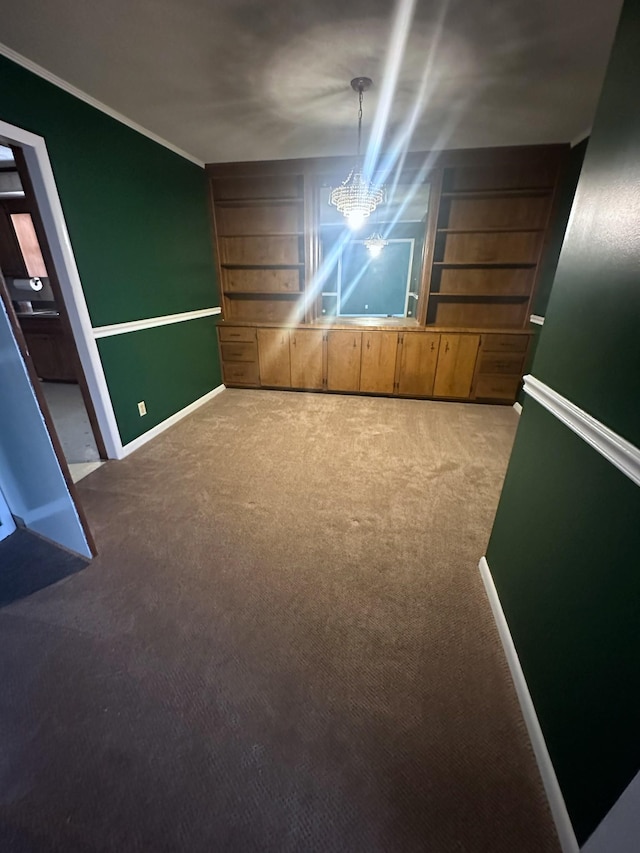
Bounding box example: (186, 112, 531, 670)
(478, 557, 579, 853)
(513, 401, 523, 415)
(118, 384, 225, 459)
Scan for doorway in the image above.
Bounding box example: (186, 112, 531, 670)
(0, 143, 104, 480)
(0, 280, 94, 557)
(0, 118, 122, 462)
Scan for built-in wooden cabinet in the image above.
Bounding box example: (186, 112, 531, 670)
(427, 159, 557, 331)
(210, 173, 306, 324)
(219, 325, 529, 403)
(360, 331, 398, 395)
(257, 328, 291, 387)
(0, 205, 27, 278)
(219, 325, 259, 386)
(432, 334, 480, 399)
(396, 332, 440, 397)
(19, 316, 77, 382)
(290, 329, 323, 390)
(471, 333, 528, 402)
(326, 330, 362, 392)
(210, 144, 563, 406)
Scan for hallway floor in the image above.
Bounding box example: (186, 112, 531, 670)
(0, 390, 560, 852)
(40, 381, 104, 482)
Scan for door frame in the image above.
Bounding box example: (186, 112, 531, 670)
(0, 275, 96, 555)
(0, 119, 122, 458)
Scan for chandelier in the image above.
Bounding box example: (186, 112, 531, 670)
(329, 77, 384, 230)
(364, 231, 389, 258)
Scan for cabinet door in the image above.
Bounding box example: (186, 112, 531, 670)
(0, 208, 27, 278)
(360, 331, 398, 394)
(257, 328, 291, 387)
(397, 333, 440, 396)
(290, 329, 324, 390)
(326, 331, 362, 392)
(433, 334, 480, 398)
(24, 328, 77, 383)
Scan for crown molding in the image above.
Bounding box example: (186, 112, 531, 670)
(570, 129, 591, 148)
(0, 42, 205, 168)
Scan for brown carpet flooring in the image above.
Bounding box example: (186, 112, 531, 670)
(0, 389, 560, 852)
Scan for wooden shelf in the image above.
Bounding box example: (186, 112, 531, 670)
(226, 290, 300, 297)
(440, 188, 553, 199)
(216, 197, 303, 207)
(432, 262, 537, 269)
(436, 227, 544, 234)
(218, 232, 304, 238)
(220, 263, 305, 270)
(431, 292, 529, 299)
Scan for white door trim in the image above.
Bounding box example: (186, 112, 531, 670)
(0, 118, 124, 458)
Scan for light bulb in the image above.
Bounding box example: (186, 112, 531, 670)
(367, 244, 383, 258)
(347, 210, 366, 231)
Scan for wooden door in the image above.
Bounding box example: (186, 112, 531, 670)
(397, 333, 440, 396)
(257, 328, 291, 387)
(289, 329, 324, 389)
(433, 334, 480, 398)
(360, 331, 398, 394)
(326, 331, 362, 392)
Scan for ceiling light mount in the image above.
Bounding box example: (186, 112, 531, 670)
(350, 76, 373, 94)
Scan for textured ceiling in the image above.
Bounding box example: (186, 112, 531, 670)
(0, 0, 623, 164)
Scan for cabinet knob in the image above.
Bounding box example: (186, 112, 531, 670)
(445, 342, 450, 353)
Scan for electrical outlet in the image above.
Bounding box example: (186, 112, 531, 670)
(137, 401, 147, 417)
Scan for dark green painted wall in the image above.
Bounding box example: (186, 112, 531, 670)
(516, 140, 587, 406)
(487, 0, 640, 844)
(97, 317, 222, 445)
(531, 1, 640, 447)
(532, 137, 588, 318)
(487, 401, 640, 843)
(0, 56, 222, 444)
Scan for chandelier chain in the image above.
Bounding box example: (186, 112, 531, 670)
(329, 76, 384, 225)
(357, 89, 364, 158)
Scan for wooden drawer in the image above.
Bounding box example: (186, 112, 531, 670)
(474, 375, 521, 400)
(220, 341, 258, 362)
(219, 326, 257, 343)
(222, 361, 259, 386)
(481, 334, 529, 353)
(477, 352, 525, 375)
